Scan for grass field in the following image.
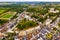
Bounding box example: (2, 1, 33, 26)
(0, 8, 10, 15)
(0, 11, 17, 20)
(1, 14, 13, 18)
(0, 10, 6, 14)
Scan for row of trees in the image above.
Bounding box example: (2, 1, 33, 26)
(26, 7, 48, 15)
(0, 20, 8, 25)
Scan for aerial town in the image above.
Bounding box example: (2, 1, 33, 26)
(0, 2, 60, 40)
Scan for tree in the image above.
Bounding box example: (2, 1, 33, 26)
(0, 20, 8, 25)
(17, 19, 38, 30)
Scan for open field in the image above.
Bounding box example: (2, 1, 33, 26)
(1, 14, 14, 18)
(0, 8, 10, 15)
(0, 10, 6, 14)
(0, 11, 17, 20)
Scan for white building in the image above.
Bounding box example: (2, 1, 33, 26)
(39, 37, 43, 40)
(49, 8, 59, 13)
(44, 19, 52, 25)
(25, 15, 33, 21)
(14, 38, 20, 40)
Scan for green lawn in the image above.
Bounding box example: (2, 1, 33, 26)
(1, 14, 13, 18)
(0, 11, 16, 20)
(0, 10, 6, 14)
